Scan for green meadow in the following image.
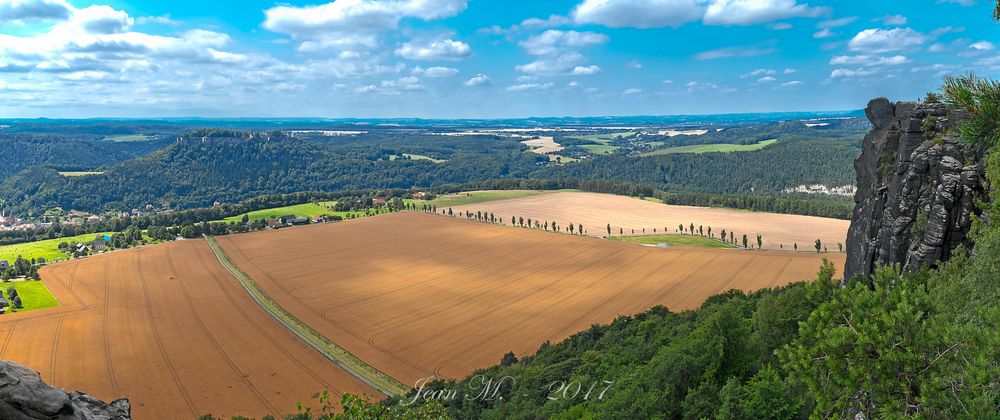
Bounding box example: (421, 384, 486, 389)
(410, 189, 573, 208)
(610, 234, 735, 248)
(641, 139, 777, 156)
(222, 202, 368, 223)
(0, 232, 115, 263)
(4, 281, 59, 311)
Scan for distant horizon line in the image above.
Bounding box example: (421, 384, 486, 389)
(0, 109, 864, 123)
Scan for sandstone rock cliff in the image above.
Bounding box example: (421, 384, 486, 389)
(844, 98, 989, 279)
(0, 361, 130, 420)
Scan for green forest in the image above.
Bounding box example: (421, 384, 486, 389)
(0, 127, 859, 217)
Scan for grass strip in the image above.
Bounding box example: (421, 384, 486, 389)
(204, 235, 409, 397)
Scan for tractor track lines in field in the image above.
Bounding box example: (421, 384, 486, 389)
(0, 321, 17, 358)
(366, 335, 435, 378)
(381, 245, 624, 353)
(215, 211, 844, 385)
(65, 261, 89, 311)
(102, 258, 119, 395)
(192, 245, 345, 396)
(165, 246, 280, 417)
(641, 253, 721, 314)
(430, 251, 654, 377)
(49, 314, 64, 384)
(713, 257, 757, 295)
(135, 250, 200, 418)
(768, 258, 793, 288)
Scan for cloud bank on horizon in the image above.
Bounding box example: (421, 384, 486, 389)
(0, 0, 996, 118)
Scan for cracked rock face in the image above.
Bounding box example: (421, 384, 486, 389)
(0, 361, 130, 420)
(844, 98, 989, 280)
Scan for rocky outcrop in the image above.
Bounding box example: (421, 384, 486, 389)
(844, 98, 989, 279)
(0, 361, 130, 420)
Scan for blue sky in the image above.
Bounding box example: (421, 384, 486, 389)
(0, 0, 996, 118)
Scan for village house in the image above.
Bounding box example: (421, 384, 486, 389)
(372, 198, 386, 206)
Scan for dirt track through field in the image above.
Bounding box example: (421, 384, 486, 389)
(450, 191, 849, 250)
(1, 241, 375, 419)
(216, 212, 845, 387)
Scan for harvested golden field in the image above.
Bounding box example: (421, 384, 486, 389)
(520, 136, 563, 154)
(451, 191, 849, 251)
(216, 212, 845, 386)
(0, 241, 375, 419)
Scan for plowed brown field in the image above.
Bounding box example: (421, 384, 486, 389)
(216, 212, 845, 387)
(450, 191, 849, 250)
(0, 240, 375, 419)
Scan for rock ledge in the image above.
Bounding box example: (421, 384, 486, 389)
(0, 361, 130, 420)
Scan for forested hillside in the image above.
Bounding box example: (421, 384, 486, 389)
(1, 132, 857, 215)
(0, 134, 171, 178)
(0, 133, 547, 215)
(544, 139, 858, 194)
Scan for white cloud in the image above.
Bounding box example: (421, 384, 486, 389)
(463, 73, 492, 86)
(969, 41, 995, 51)
(622, 88, 642, 94)
(72, 5, 133, 34)
(783, 68, 797, 74)
(263, 0, 466, 36)
(930, 26, 965, 36)
(263, 0, 466, 54)
(59, 70, 112, 81)
(572, 0, 703, 29)
(829, 55, 909, 66)
(0, 0, 71, 22)
(685, 81, 719, 91)
(848, 28, 927, 53)
(757, 76, 776, 83)
(695, 42, 778, 60)
(662, 79, 674, 84)
(570, 65, 602, 75)
(830, 68, 876, 78)
(521, 14, 571, 29)
(479, 14, 570, 37)
(412, 66, 459, 77)
(395, 38, 471, 61)
(355, 84, 377, 93)
(770, 22, 792, 30)
(136, 14, 179, 26)
(742, 68, 777, 78)
(780, 80, 803, 87)
(879, 15, 907, 26)
(703, 0, 827, 26)
(506, 82, 554, 92)
(817, 16, 857, 29)
(936, 0, 975, 5)
(626, 61, 643, 69)
(515, 52, 589, 75)
(297, 34, 378, 52)
(519, 30, 608, 56)
(812, 28, 835, 39)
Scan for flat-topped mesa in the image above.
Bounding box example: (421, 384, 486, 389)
(844, 98, 989, 280)
(0, 361, 131, 420)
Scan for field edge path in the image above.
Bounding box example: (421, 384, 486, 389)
(203, 235, 409, 397)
